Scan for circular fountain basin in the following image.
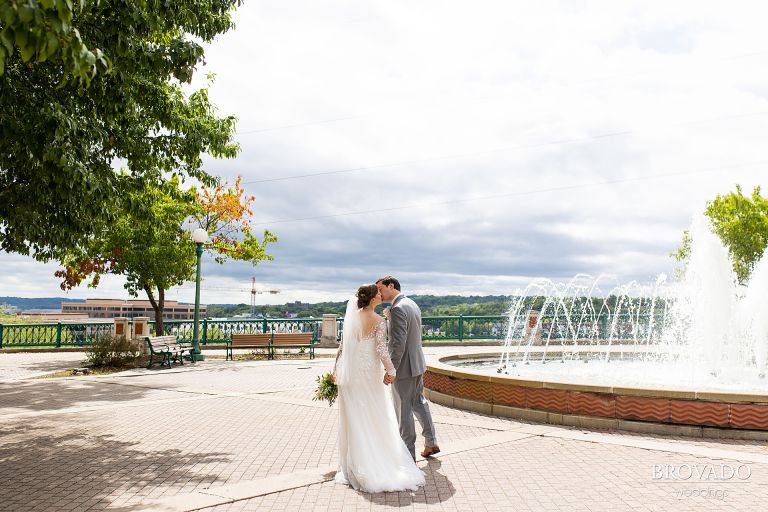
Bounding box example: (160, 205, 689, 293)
(424, 349, 768, 439)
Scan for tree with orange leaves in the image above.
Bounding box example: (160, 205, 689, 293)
(193, 176, 277, 265)
(57, 176, 276, 336)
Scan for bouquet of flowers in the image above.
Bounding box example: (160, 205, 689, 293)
(313, 372, 338, 407)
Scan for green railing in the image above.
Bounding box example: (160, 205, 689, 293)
(508, 313, 670, 341)
(333, 315, 507, 341)
(0, 313, 683, 348)
(0, 315, 509, 348)
(153, 318, 322, 345)
(0, 321, 115, 348)
(422, 315, 506, 340)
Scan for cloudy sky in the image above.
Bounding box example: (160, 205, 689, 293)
(3, 0, 768, 305)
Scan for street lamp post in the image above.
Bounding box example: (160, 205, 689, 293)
(191, 228, 209, 362)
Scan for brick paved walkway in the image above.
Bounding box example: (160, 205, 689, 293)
(2, 350, 768, 511)
(0, 351, 88, 380)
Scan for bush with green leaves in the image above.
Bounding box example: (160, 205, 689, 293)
(86, 334, 140, 368)
(674, 185, 768, 283)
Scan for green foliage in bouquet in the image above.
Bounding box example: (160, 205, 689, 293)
(313, 372, 338, 407)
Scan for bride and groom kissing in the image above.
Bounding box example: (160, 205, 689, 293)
(333, 276, 439, 493)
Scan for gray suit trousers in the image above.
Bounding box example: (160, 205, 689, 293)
(391, 374, 438, 459)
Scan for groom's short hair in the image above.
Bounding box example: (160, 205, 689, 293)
(376, 275, 401, 291)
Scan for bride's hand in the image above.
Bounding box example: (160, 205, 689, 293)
(331, 372, 336, 384)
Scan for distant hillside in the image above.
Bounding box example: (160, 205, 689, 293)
(207, 294, 513, 318)
(0, 297, 82, 311)
(0, 295, 513, 317)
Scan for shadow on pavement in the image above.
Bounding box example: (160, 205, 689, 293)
(0, 424, 231, 511)
(0, 378, 152, 412)
(15, 357, 88, 373)
(361, 458, 455, 506)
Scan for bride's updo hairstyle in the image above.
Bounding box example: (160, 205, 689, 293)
(357, 284, 378, 309)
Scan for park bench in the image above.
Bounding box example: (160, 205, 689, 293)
(227, 332, 315, 360)
(144, 335, 192, 369)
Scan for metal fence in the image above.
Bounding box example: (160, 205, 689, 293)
(0, 315, 509, 348)
(0, 321, 116, 348)
(0, 313, 682, 349)
(508, 313, 670, 342)
(333, 315, 507, 341)
(155, 318, 322, 345)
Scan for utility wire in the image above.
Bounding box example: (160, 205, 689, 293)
(235, 50, 768, 136)
(252, 160, 768, 226)
(241, 110, 768, 185)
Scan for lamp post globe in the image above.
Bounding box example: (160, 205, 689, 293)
(192, 228, 209, 244)
(191, 228, 209, 361)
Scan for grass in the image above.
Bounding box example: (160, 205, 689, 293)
(231, 349, 320, 361)
(32, 367, 136, 379)
(233, 352, 270, 361)
(32, 370, 79, 379)
(31, 356, 151, 379)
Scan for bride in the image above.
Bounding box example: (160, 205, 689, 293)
(333, 284, 426, 492)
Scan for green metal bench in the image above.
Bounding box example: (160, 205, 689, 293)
(144, 335, 192, 368)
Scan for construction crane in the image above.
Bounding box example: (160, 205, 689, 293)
(175, 279, 279, 315)
(251, 277, 280, 316)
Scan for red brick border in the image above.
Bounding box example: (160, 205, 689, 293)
(424, 369, 768, 431)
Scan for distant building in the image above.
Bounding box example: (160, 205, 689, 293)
(61, 298, 206, 320)
(20, 310, 90, 322)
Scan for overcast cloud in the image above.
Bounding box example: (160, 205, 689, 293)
(3, 1, 768, 305)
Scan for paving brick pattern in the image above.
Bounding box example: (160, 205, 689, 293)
(203, 437, 768, 512)
(0, 351, 87, 381)
(2, 350, 768, 511)
(596, 430, 768, 456)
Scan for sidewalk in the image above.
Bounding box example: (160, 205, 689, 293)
(1, 350, 767, 511)
(0, 344, 493, 381)
(0, 351, 88, 380)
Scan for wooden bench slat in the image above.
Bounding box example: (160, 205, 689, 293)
(230, 334, 272, 349)
(271, 333, 313, 345)
(226, 332, 315, 360)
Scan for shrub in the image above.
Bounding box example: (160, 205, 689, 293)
(86, 334, 140, 367)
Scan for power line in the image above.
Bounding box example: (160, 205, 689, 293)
(234, 50, 768, 136)
(252, 160, 768, 226)
(241, 110, 768, 185)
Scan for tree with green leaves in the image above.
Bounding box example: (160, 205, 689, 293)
(0, 0, 241, 261)
(674, 185, 768, 283)
(56, 177, 276, 335)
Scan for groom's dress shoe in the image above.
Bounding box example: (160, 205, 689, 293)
(421, 446, 440, 458)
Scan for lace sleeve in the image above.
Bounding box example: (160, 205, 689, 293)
(374, 321, 396, 377)
(333, 340, 342, 376)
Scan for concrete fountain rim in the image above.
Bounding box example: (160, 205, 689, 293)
(429, 351, 768, 403)
(423, 351, 768, 437)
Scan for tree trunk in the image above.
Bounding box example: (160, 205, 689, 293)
(157, 287, 165, 337)
(144, 285, 164, 336)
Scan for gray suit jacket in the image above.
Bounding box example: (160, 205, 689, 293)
(387, 294, 426, 378)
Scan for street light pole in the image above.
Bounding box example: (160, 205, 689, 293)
(191, 228, 209, 362)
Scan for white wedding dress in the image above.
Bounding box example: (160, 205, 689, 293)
(334, 299, 425, 492)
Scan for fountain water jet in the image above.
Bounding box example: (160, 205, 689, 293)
(424, 215, 768, 435)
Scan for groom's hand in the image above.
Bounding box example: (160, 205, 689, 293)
(383, 373, 394, 385)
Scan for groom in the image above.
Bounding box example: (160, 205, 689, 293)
(376, 276, 439, 460)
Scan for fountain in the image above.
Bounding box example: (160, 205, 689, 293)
(424, 215, 768, 436)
